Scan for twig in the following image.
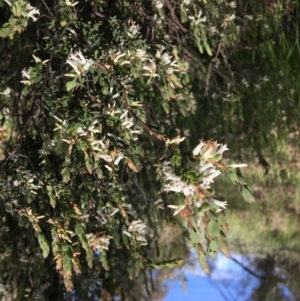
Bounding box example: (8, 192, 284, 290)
(40, 0, 54, 18)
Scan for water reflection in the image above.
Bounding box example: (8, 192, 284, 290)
(163, 253, 295, 301)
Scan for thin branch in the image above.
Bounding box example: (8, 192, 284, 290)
(40, 0, 54, 18)
(230, 256, 265, 280)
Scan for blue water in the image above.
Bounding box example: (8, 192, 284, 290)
(163, 253, 283, 301)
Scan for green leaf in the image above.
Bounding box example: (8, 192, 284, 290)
(208, 220, 219, 238)
(208, 239, 218, 252)
(217, 236, 230, 258)
(12, 2, 22, 17)
(100, 252, 109, 271)
(37, 233, 50, 258)
(62, 244, 70, 252)
(228, 172, 237, 183)
(198, 202, 210, 213)
(171, 154, 181, 167)
(208, 250, 217, 259)
(218, 212, 227, 228)
(41, 241, 50, 258)
(63, 254, 72, 273)
(86, 249, 93, 268)
(198, 252, 209, 273)
(209, 209, 218, 221)
(75, 223, 84, 236)
(47, 186, 56, 208)
(5, 204, 12, 213)
(18, 215, 25, 226)
(214, 153, 222, 161)
(62, 169, 70, 183)
(148, 258, 184, 269)
(66, 80, 78, 91)
(203, 41, 213, 56)
(237, 176, 247, 185)
(162, 102, 169, 114)
(84, 152, 93, 174)
(190, 231, 199, 244)
(242, 187, 255, 203)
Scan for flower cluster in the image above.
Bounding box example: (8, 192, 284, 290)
(66, 51, 94, 76)
(163, 140, 247, 216)
(123, 220, 148, 245)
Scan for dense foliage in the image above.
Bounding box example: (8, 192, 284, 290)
(0, 0, 299, 300)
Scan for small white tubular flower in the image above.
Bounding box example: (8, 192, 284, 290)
(136, 49, 147, 61)
(229, 1, 236, 8)
(207, 198, 228, 209)
(192, 140, 206, 156)
(154, 0, 163, 9)
(163, 162, 196, 196)
(4, 0, 12, 6)
(21, 68, 32, 85)
(161, 52, 172, 65)
(241, 78, 249, 88)
(128, 23, 141, 36)
(26, 4, 40, 22)
(65, 0, 79, 6)
(168, 204, 186, 216)
(189, 10, 206, 25)
(192, 140, 228, 160)
(0, 87, 11, 96)
(66, 50, 93, 75)
(128, 220, 147, 245)
(229, 163, 248, 168)
(114, 154, 124, 165)
(200, 169, 221, 183)
(143, 60, 158, 78)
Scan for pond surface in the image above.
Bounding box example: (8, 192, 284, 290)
(163, 253, 295, 301)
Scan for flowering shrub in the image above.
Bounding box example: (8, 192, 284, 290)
(5, 0, 300, 299)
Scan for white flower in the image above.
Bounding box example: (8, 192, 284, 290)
(4, 0, 12, 6)
(114, 154, 124, 165)
(189, 10, 206, 25)
(66, 50, 93, 75)
(113, 52, 126, 63)
(168, 204, 186, 216)
(161, 53, 172, 65)
(26, 4, 40, 22)
(241, 78, 249, 88)
(128, 23, 141, 36)
(77, 127, 87, 136)
(136, 49, 147, 60)
(99, 154, 113, 162)
(254, 83, 261, 90)
(229, 1, 236, 8)
(192, 140, 228, 160)
(0, 87, 11, 96)
(128, 220, 147, 245)
(143, 60, 158, 77)
(154, 0, 163, 9)
(229, 163, 247, 168)
(21, 68, 32, 85)
(261, 76, 269, 82)
(65, 0, 79, 6)
(32, 54, 49, 65)
(192, 140, 206, 156)
(207, 198, 228, 209)
(278, 83, 283, 90)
